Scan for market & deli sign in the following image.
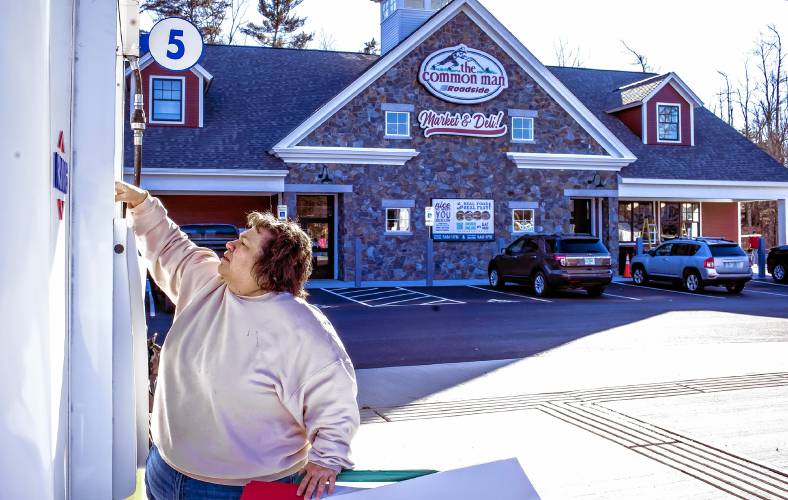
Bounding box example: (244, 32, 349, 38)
(418, 109, 507, 138)
(419, 44, 508, 104)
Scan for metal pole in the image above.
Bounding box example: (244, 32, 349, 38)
(354, 237, 362, 288)
(123, 56, 146, 217)
(758, 236, 766, 278)
(426, 236, 434, 287)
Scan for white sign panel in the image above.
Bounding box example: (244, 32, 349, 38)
(149, 17, 204, 71)
(432, 199, 494, 241)
(419, 44, 509, 104)
(277, 204, 288, 220)
(418, 110, 507, 138)
(425, 206, 435, 227)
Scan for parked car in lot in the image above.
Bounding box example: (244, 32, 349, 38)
(180, 223, 240, 257)
(767, 245, 788, 282)
(488, 234, 613, 297)
(630, 237, 751, 293)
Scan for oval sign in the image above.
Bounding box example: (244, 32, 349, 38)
(419, 44, 508, 104)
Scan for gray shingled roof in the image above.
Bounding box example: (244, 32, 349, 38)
(124, 44, 788, 183)
(617, 74, 666, 107)
(124, 44, 377, 170)
(547, 66, 788, 182)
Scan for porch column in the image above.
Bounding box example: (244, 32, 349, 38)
(778, 198, 788, 246)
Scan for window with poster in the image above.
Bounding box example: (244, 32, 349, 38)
(659, 202, 699, 239)
(512, 209, 535, 233)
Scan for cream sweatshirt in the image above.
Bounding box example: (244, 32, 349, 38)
(129, 196, 359, 486)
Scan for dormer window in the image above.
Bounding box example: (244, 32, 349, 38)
(657, 103, 680, 142)
(150, 76, 185, 124)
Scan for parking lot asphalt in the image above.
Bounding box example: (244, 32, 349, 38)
(307, 279, 788, 369)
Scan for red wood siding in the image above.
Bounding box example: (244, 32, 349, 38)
(614, 106, 642, 138)
(701, 202, 739, 242)
(140, 62, 201, 128)
(156, 195, 274, 227)
(646, 83, 691, 145)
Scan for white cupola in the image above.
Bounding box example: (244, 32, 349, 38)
(376, 0, 451, 54)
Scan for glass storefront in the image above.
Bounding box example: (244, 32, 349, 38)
(660, 202, 699, 239)
(618, 201, 655, 243)
(297, 195, 334, 279)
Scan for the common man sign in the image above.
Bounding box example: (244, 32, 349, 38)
(419, 44, 508, 104)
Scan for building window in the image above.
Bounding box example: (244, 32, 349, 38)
(511, 117, 534, 142)
(385, 111, 410, 138)
(382, 0, 396, 18)
(618, 201, 655, 243)
(657, 104, 680, 142)
(430, 0, 450, 8)
(404, 0, 422, 7)
(681, 202, 700, 238)
(386, 208, 411, 233)
(659, 202, 699, 239)
(151, 77, 183, 123)
(512, 209, 535, 233)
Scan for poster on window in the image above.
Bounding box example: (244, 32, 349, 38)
(431, 199, 494, 241)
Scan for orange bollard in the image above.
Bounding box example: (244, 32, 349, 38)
(623, 254, 632, 278)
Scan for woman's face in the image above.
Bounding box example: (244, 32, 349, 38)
(218, 227, 273, 296)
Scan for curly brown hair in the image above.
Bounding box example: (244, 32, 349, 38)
(246, 212, 312, 298)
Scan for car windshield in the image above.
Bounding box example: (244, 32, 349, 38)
(557, 239, 607, 254)
(710, 244, 746, 257)
(181, 225, 238, 238)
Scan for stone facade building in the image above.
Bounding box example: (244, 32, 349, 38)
(126, 0, 788, 284)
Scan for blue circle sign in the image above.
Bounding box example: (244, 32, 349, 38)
(148, 17, 204, 71)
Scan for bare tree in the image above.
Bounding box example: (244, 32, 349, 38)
(317, 29, 336, 51)
(717, 70, 735, 125)
(362, 38, 378, 55)
(621, 40, 652, 72)
(225, 0, 248, 44)
(736, 60, 753, 140)
(241, 0, 314, 49)
(142, 0, 230, 44)
(554, 38, 583, 67)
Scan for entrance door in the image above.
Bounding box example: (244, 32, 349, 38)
(571, 199, 592, 234)
(297, 195, 335, 279)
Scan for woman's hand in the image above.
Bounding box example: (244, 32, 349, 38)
(115, 180, 149, 209)
(296, 462, 338, 499)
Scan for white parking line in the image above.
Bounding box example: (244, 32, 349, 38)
(612, 282, 726, 299)
(602, 292, 642, 301)
(746, 289, 788, 297)
(347, 289, 399, 299)
(341, 288, 382, 297)
(466, 285, 552, 303)
(366, 292, 418, 302)
(396, 287, 464, 304)
(320, 288, 374, 307)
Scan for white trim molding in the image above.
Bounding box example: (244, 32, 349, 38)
(122, 168, 289, 193)
(507, 152, 634, 171)
(284, 184, 353, 193)
(270, 0, 636, 164)
(619, 177, 788, 201)
(271, 146, 419, 166)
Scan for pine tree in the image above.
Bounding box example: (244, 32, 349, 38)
(142, 0, 231, 44)
(240, 0, 314, 49)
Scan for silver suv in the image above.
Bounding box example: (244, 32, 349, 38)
(630, 237, 752, 293)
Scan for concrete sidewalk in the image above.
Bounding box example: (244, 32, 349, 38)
(351, 310, 788, 498)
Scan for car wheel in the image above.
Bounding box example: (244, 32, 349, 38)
(586, 286, 605, 297)
(489, 267, 505, 290)
(774, 263, 787, 283)
(632, 266, 648, 285)
(683, 270, 704, 293)
(726, 282, 745, 294)
(532, 271, 549, 297)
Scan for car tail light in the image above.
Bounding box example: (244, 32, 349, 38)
(600, 256, 611, 266)
(550, 254, 567, 267)
(704, 257, 715, 269)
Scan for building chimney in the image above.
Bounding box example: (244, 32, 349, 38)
(374, 0, 450, 55)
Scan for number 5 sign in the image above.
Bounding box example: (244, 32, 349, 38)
(148, 17, 204, 71)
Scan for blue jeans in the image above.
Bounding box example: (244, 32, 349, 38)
(145, 445, 302, 500)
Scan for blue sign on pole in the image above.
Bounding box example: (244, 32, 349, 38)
(53, 152, 69, 194)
